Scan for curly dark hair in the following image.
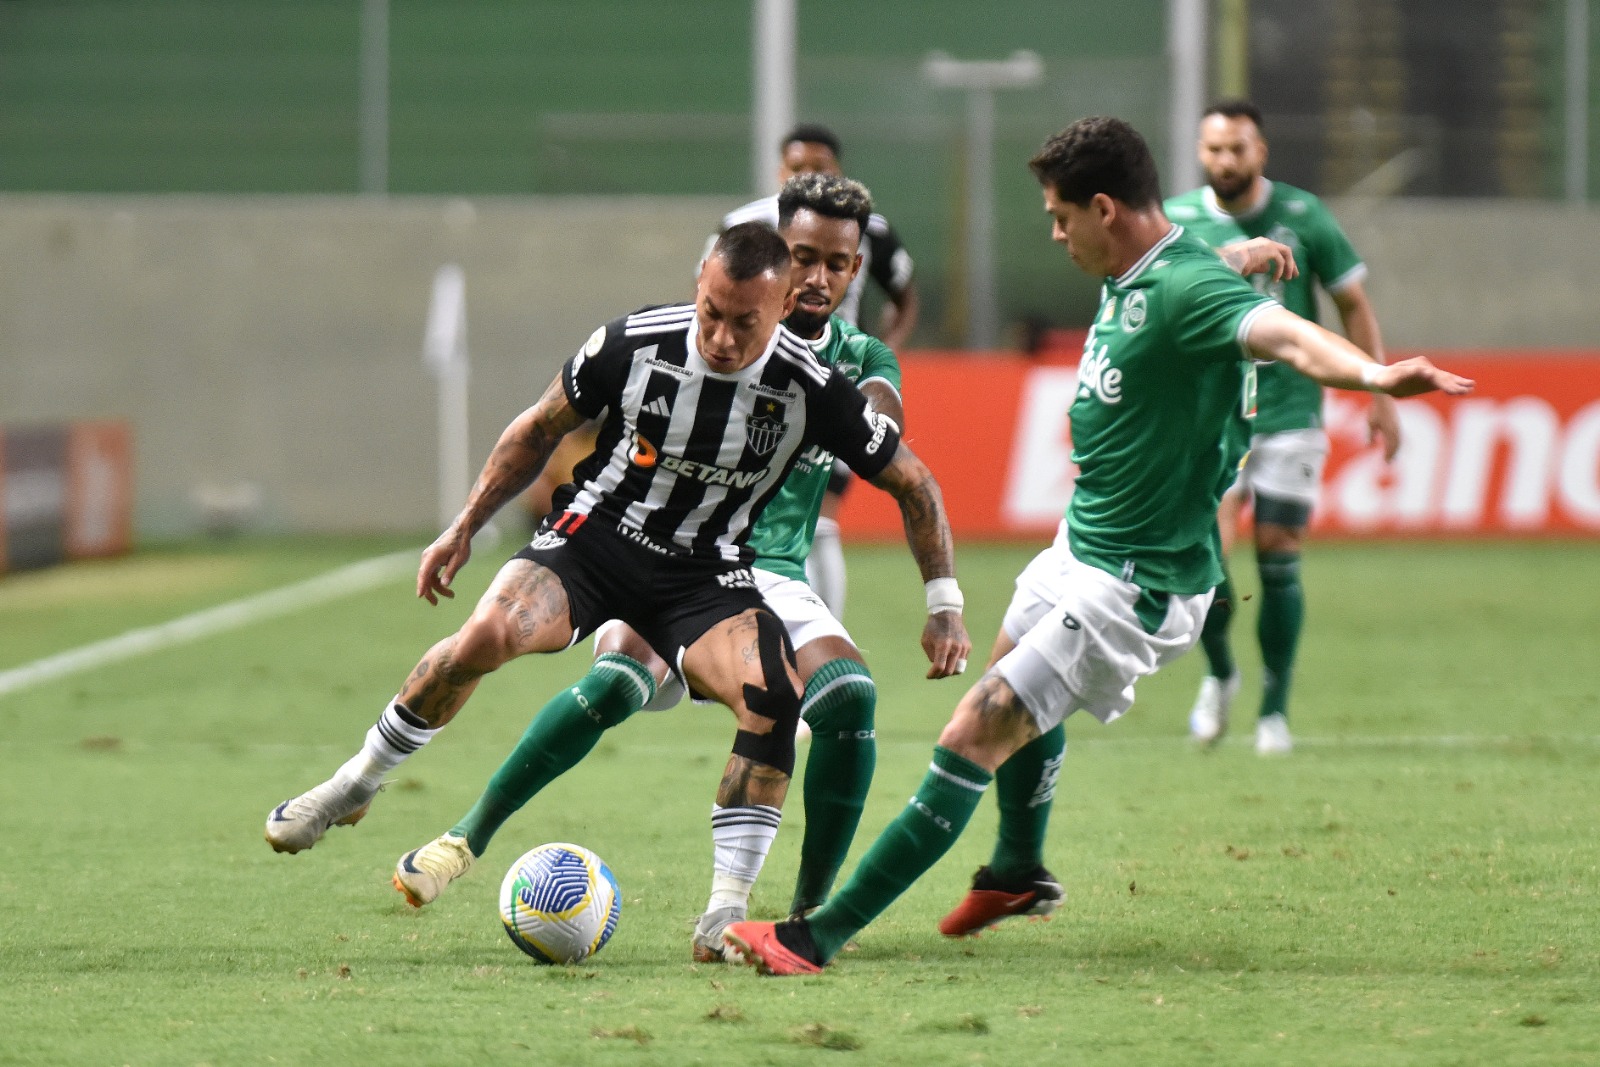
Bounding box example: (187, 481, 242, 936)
(1028, 116, 1162, 209)
(777, 173, 874, 238)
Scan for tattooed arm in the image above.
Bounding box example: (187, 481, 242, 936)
(417, 375, 587, 604)
(869, 444, 972, 678)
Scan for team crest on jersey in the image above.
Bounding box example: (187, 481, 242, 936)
(1120, 291, 1147, 332)
(746, 399, 788, 455)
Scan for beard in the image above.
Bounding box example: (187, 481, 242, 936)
(785, 306, 831, 339)
(1208, 172, 1254, 202)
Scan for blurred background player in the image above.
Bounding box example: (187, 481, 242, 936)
(1165, 99, 1402, 755)
(391, 176, 970, 962)
(722, 116, 1472, 976)
(716, 123, 920, 620)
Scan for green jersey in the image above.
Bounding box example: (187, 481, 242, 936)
(1165, 180, 1366, 434)
(745, 316, 902, 583)
(1068, 227, 1276, 594)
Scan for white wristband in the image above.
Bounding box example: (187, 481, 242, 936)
(1360, 362, 1383, 390)
(925, 577, 964, 615)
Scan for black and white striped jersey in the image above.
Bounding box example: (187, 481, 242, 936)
(555, 303, 901, 562)
(716, 196, 914, 327)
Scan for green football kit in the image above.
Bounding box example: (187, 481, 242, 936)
(1165, 179, 1365, 434)
(745, 316, 902, 583)
(1066, 226, 1277, 595)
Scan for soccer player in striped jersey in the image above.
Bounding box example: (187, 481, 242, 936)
(390, 175, 957, 962)
(716, 124, 921, 621)
(265, 222, 972, 908)
(723, 117, 1472, 976)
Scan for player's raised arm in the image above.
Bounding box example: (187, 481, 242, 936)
(1243, 305, 1474, 399)
(867, 443, 972, 679)
(417, 375, 586, 604)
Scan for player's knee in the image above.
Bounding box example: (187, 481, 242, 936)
(801, 658, 876, 739)
(452, 610, 525, 672)
(731, 610, 801, 774)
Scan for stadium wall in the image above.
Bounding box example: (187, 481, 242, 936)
(2, 195, 1595, 538)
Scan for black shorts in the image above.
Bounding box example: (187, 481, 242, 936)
(512, 510, 767, 671)
(826, 460, 853, 497)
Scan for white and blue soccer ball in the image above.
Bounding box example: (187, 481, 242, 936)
(498, 842, 621, 964)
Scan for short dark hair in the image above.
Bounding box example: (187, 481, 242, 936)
(1028, 116, 1162, 209)
(711, 221, 791, 281)
(1203, 99, 1265, 132)
(781, 123, 843, 160)
(777, 173, 874, 238)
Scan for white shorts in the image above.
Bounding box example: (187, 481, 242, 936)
(596, 567, 852, 712)
(996, 522, 1213, 732)
(1234, 428, 1328, 506)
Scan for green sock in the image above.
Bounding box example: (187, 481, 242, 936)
(806, 746, 991, 962)
(790, 658, 877, 915)
(988, 724, 1065, 879)
(451, 653, 653, 856)
(1257, 551, 1304, 720)
(1199, 568, 1237, 680)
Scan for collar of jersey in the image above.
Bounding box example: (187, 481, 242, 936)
(1202, 179, 1274, 223)
(684, 312, 785, 379)
(1113, 224, 1184, 287)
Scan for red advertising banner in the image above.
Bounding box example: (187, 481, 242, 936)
(838, 352, 1600, 541)
(0, 420, 133, 574)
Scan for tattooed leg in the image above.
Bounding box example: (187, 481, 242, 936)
(936, 670, 1042, 773)
(399, 559, 575, 728)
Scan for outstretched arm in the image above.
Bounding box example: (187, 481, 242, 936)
(1244, 306, 1474, 399)
(868, 443, 972, 678)
(417, 375, 587, 604)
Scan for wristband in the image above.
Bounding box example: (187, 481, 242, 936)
(1360, 362, 1383, 390)
(925, 577, 964, 615)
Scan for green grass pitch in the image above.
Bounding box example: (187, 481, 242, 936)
(1, 536, 1596, 1065)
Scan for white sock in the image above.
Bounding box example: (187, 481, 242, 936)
(708, 803, 781, 910)
(335, 698, 440, 790)
(805, 515, 847, 619)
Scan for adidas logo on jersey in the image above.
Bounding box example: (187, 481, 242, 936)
(641, 396, 671, 419)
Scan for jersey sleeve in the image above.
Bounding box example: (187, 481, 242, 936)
(854, 333, 903, 394)
(560, 314, 633, 419)
(865, 216, 915, 298)
(1164, 262, 1279, 366)
(810, 369, 902, 481)
(1302, 195, 1366, 293)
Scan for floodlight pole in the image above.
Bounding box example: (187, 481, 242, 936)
(1167, 0, 1206, 198)
(359, 0, 389, 196)
(752, 0, 797, 197)
(923, 50, 1044, 349)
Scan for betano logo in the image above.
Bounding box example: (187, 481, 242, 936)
(629, 432, 658, 468)
(999, 365, 1600, 534)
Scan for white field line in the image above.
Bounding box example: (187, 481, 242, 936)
(0, 550, 415, 700)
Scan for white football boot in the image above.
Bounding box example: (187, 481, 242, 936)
(264, 776, 379, 854)
(1255, 714, 1294, 756)
(691, 904, 749, 963)
(1188, 673, 1241, 746)
(393, 833, 476, 907)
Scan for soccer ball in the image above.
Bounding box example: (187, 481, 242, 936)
(498, 842, 621, 964)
